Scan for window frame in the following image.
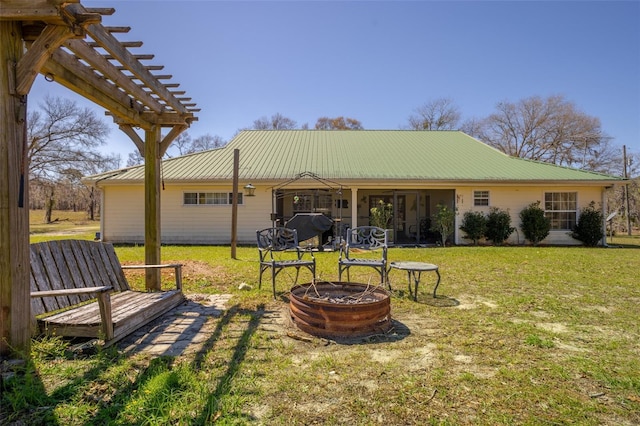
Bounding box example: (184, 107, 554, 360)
(183, 191, 244, 206)
(544, 191, 577, 230)
(473, 190, 490, 207)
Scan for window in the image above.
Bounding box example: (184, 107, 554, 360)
(473, 190, 490, 206)
(183, 192, 243, 205)
(544, 192, 577, 230)
(292, 193, 332, 212)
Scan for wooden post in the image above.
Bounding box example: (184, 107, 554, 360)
(231, 149, 239, 259)
(623, 145, 632, 236)
(0, 21, 31, 356)
(144, 126, 161, 291)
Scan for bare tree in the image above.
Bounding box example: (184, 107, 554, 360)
(252, 113, 298, 130)
(27, 95, 118, 222)
(128, 132, 226, 165)
(170, 132, 193, 156)
(190, 134, 225, 152)
(314, 116, 363, 130)
(126, 150, 144, 167)
(470, 95, 615, 170)
(407, 98, 461, 130)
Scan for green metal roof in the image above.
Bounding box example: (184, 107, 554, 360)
(87, 130, 624, 184)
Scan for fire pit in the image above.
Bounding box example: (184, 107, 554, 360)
(289, 281, 392, 338)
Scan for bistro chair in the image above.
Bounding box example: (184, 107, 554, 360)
(257, 227, 316, 299)
(338, 226, 388, 287)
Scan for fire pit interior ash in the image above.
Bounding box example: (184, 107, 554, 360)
(289, 281, 392, 338)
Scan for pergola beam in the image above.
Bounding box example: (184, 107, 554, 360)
(0, 0, 75, 21)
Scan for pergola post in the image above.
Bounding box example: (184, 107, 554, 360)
(144, 125, 162, 291)
(1, 1, 196, 355)
(0, 21, 31, 356)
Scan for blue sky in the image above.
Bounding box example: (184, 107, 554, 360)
(30, 0, 640, 166)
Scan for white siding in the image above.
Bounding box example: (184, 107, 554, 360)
(454, 185, 604, 245)
(102, 184, 274, 245)
(101, 182, 606, 246)
(102, 185, 145, 243)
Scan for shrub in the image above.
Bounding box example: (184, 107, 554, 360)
(571, 202, 604, 246)
(519, 201, 551, 246)
(459, 211, 487, 245)
(485, 207, 515, 245)
(370, 200, 393, 229)
(431, 204, 456, 247)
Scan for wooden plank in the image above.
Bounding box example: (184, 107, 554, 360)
(41, 49, 150, 127)
(59, 240, 91, 302)
(31, 286, 112, 297)
(85, 23, 190, 115)
(121, 263, 183, 291)
(96, 291, 113, 340)
(38, 290, 183, 342)
(69, 239, 104, 298)
(65, 38, 164, 113)
(96, 242, 130, 292)
(83, 240, 113, 289)
(108, 291, 184, 343)
(34, 242, 72, 309)
(15, 24, 74, 95)
(29, 244, 59, 313)
(49, 241, 81, 305)
(29, 262, 46, 317)
(0, 1, 72, 21)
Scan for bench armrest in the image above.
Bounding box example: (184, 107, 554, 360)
(121, 264, 183, 291)
(31, 286, 113, 298)
(31, 286, 115, 340)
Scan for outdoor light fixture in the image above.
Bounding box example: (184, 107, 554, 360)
(244, 183, 255, 196)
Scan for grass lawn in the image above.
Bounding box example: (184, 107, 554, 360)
(4, 230, 640, 424)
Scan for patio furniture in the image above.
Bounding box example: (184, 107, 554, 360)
(338, 226, 388, 286)
(388, 261, 441, 301)
(30, 239, 184, 345)
(257, 227, 316, 298)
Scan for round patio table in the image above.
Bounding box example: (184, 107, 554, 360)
(388, 261, 441, 301)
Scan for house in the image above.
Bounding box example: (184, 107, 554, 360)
(85, 130, 625, 246)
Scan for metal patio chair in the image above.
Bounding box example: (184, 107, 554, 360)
(257, 227, 316, 299)
(338, 226, 389, 287)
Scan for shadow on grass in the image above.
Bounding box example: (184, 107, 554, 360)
(1, 343, 125, 425)
(194, 304, 265, 424)
(2, 301, 266, 425)
(419, 295, 460, 307)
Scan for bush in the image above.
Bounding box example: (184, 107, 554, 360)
(431, 204, 456, 247)
(571, 202, 604, 246)
(370, 200, 393, 229)
(459, 211, 487, 245)
(519, 201, 551, 246)
(485, 207, 515, 245)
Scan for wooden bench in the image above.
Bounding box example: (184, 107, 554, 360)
(30, 239, 184, 346)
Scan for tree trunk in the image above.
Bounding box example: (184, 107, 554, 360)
(89, 187, 95, 221)
(44, 186, 54, 223)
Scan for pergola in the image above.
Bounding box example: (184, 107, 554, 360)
(1, 0, 198, 356)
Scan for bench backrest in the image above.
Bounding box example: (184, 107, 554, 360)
(30, 240, 131, 316)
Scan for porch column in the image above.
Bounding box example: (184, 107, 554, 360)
(351, 188, 359, 228)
